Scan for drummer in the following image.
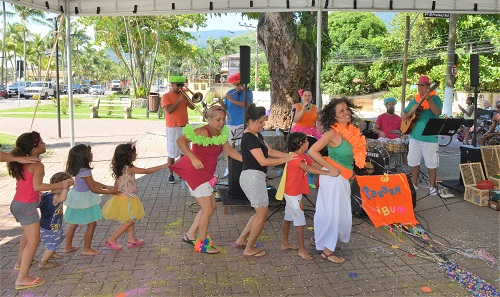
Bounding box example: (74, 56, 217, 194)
(372, 97, 402, 145)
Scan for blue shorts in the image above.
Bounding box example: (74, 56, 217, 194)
(40, 227, 65, 251)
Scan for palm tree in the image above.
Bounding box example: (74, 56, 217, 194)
(4, 23, 24, 81)
(10, 5, 48, 81)
(70, 25, 91, 82)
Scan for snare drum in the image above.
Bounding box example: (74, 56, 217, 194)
(386, 139, 404, 153)
(354, 146, 390, 176)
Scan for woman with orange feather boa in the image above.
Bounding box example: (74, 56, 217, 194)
(308, 98, 366, 264)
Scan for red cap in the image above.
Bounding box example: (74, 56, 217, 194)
(228, 73, 241, 84)
(418, 76, 431, 85)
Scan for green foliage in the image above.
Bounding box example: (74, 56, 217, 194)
(136, 86, 147, 99)
(323, 13, 499, 96)
(51, 96, 83, 114)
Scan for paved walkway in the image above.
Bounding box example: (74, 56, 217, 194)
(0, 117, 499, 296)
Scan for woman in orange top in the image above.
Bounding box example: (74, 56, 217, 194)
(290, 89, 323, 187)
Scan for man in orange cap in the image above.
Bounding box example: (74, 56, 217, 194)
(221, 72, 253, 177)
(402, 76, 442, 196)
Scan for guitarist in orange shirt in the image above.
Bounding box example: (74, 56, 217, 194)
(401, 76, 443, 196)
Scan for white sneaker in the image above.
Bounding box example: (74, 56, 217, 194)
(438, 188, 455, 198)
(429, 187, 437, 196)
(414, 185, 419, 191)
(222, 167, 229, 178)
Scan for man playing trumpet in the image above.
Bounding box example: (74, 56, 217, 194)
(220, 73, 253, 177)
(161, 76, 195, 184)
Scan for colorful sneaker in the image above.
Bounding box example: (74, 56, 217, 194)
(168, 175, 176, 184)
(308, 183, 317, 189)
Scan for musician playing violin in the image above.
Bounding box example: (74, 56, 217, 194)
(401, 76, 442, 196)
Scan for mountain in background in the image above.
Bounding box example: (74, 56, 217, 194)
(189, 12, 395, 48)
(187, 30, 248, 47)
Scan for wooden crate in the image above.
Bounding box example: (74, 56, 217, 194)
(459, 162, 490, 206)
(480, 146, 500, 179)
(464, 186, 490, 206)
(490, 177, 500, 189)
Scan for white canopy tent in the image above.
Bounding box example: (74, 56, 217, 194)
(4, 0, 498, 146)
(4, 0, 499, 15)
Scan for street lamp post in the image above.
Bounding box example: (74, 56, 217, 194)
(239, 22, 258, 92)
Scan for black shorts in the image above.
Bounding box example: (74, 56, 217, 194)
(463, 119, 474, 128)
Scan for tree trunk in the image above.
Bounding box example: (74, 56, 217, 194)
(257, 12, 315, 130)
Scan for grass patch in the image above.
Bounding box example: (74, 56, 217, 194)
(0, 99, 203, 121)
(0, 133, 18, 151)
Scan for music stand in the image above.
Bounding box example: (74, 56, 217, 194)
(417, 118, 464, 211)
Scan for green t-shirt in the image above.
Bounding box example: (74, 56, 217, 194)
(404, 95, 443, 143)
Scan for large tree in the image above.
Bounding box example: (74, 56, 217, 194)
(256, 12, 331, 129)
(82, 15, 206, 98)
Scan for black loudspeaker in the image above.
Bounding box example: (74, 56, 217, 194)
(227, 156, 277, 201)
(470, 54, 480, 87)
(350, 174, 416, 217)
(239, 46, 251, 84)
(228, 156, 246, 198)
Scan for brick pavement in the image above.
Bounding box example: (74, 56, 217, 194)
(0, 117, 499, 296)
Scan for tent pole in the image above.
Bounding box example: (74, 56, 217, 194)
(65, 4, 75, 147)
(315, 1, 322, 109)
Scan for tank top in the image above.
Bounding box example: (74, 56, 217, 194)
(464, 105, 475, 120)
(294, 104, 318, 128)
(116, 165, 137, 195)
(13, 164, 39, 203)
(327, 138, 354, 170)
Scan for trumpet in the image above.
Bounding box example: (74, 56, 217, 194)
(179, 86, 207, 120)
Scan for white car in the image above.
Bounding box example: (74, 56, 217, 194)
(23, 81, 55, 99)
(90, 85, 105, 95)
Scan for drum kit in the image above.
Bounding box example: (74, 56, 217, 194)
(355, 129, 409, 176)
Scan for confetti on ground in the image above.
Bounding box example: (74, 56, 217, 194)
(391, 245, 399, 249)
(407, 253, 416, 258)
(421, 286, 432, 293)
(116, 293, 126, 297)
(348, 272, 358, 278)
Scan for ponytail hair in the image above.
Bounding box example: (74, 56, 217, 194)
(7, 131, 41, 180)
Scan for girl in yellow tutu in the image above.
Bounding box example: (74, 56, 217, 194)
(101, 143, 169, 251)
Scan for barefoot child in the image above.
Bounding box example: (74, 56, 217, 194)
(64, 144, 120, 256)
(101, 143, 169, 251)
(280, 132, 333, 260)
(38, 172, 73, 269)
(7, 132, 73, 290)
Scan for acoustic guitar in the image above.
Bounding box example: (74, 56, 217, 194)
(400, 82, 440, 134)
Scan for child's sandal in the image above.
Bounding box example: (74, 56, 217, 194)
(194, 236, 220, 254)
(127, 239, 145, 249)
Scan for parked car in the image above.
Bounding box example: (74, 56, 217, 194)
(7, 81, 31, 97)
(90, 85, 105, 95)
(81, 84, 89, 93)
(72, 84, 83, 94)
(0, 85, 7, 98)
(23, 81, 56, 99)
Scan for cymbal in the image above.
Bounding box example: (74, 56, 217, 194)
(389, 130, 402, 135)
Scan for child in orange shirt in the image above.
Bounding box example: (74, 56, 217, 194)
(281, 132, 334, 260)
